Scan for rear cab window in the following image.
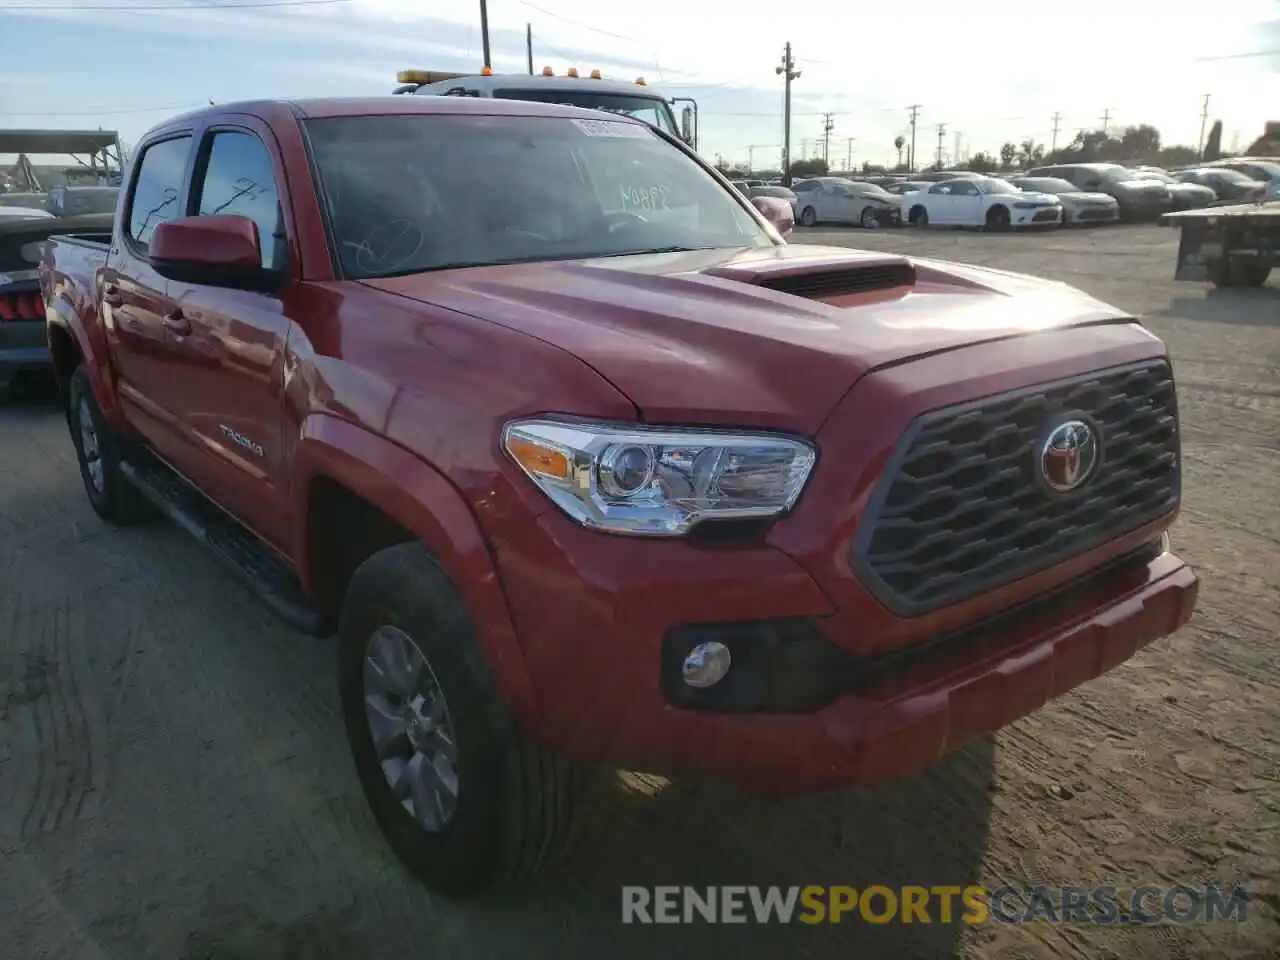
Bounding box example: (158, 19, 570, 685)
(126, 136, 192, 251)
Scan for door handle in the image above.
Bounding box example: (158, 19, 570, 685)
(163, 310, 191, 336)
(102, 284, 124, 308)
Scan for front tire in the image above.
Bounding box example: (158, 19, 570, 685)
(985, 205, 1011, 231)
(909, 205, 928, 227)
(1230, 261, 1271, 287)
(67, 365, 154, 525)
(860, 206, 880, 228)
(339, 542, 580, 900)
(799, 206, 818, 227)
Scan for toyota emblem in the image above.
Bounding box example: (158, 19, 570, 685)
(1039, 420, 1099, 493)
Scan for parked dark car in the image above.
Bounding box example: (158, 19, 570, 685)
(1025, 163, 1173, 220)
(1174, 167, 1267, 202)
(1, 212, 114, 396)
(1127, 170, 1216, 211)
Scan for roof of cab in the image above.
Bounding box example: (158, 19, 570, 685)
(411, 74, 660, 96)
(160, 95, 649, 128)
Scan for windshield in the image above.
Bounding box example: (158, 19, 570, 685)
(493, 89, 679, 137)
(305, 114, 772, 279)
(1136, 170, 1176, 183)
(846, 181, 892, 199)
(1020, 178, 1074, 193)
(1205, 168, 1256, 184)
(980, 177, 1021, 195)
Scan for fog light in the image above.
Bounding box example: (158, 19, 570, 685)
(682, 641, 731, 688)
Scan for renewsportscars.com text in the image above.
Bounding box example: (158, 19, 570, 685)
(621, 885, 1250, 925)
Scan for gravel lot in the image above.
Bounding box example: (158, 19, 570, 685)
(0, 224, 1276, 960)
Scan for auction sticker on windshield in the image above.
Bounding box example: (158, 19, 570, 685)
(572, 117, 651, 139)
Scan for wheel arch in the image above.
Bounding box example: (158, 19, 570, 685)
(293, 413, 539, 724)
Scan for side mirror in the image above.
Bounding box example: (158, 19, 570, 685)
(150, 214, 279, 291)
(752, 195, 794, 239)
(681, 106, 694, 144)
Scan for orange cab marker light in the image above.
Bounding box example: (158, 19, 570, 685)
(507, 436, 572, 481)
(567, 67, 579, 77)
(481, 65, 493, 76)
(542, 65, 554, 76)
(397, 69, 429, 84)
(636, 76, 646, 86)
(590, 69, 602, 79)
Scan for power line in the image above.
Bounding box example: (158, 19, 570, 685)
(1194, 49, 1280, 61)
(1, 0, 351, 8)
(935, 122, 947, 168)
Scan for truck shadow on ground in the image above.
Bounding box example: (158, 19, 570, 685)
(1158, 286, 1280, 327)
(479, 742, 998, 958)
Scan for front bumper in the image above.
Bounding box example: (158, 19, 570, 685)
(0, 320, 51, 389)
(1010, 206, 1062, 227)
(497, 506, 1195, 794)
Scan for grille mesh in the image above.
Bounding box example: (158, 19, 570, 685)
(851, 360, 1180, 617)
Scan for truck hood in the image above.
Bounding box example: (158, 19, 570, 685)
(362, 244, 1132, 433)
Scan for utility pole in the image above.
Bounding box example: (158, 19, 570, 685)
(907, 104, 921, 172)
(953, 130, 962, 165)
(479, 0, 492, 68)
(776, 43, 801, 186)
(935, 123, 947, 168)
(1100, 107, 1111, 136)
(526, 23, 533, 75)
(1197, 94, 1212, 158)
(822, 112, 835, 166)
(800, 138, 810, 159)
(1050, 111, 1062, 152)
(844, 136, 855, 172)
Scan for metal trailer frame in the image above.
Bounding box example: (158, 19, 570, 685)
(1160, 201, 1280, 285)
(0, 129, 124, 192)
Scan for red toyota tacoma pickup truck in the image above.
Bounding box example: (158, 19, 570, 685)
(41, 96, 1198, 900)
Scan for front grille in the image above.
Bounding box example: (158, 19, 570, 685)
(1032, 208, 1059, 222)
(850, 360, 1180, 617)
(1077, 208, 1113, 221)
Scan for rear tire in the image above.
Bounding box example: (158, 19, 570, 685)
(339, 542, 581, 900)
(67, 365, 155, 525)
(1230, 261, 1271, 287)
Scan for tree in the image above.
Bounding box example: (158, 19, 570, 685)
(966, 151, 998, 173)
(894, 135, 906, 167)
(1246, 120, 1280, 156)
(999, 142, 1018, 169)
(1202, 120, 1223, 161)
(1018, 139, 1044, 169)
(790, 157, 829, 177)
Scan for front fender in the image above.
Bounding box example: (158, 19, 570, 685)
(292, 413, 539, 725)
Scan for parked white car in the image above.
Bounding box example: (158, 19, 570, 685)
(903, 176, 1062, 229)
(1009, 176, 1120, 224)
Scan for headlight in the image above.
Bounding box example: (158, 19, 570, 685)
(502, 419, 817, 536)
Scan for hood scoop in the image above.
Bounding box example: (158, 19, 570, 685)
(703, 254, 916, 303)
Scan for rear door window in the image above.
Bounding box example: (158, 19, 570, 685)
(126, 136, 192, 250)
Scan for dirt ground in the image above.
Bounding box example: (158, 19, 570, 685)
(0, 224, 1276, 960)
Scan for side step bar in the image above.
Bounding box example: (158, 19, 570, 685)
(119, 457, 331, 637)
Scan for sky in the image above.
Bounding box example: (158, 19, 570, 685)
(1, 0, 1278, 171)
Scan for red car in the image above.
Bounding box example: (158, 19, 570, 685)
(41, 95, 1197, 900)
